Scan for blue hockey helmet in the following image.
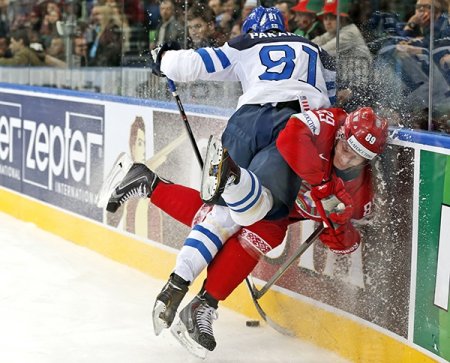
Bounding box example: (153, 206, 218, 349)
(242, 6, 286, 34)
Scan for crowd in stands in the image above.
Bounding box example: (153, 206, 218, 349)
(0, 0, 449, 132)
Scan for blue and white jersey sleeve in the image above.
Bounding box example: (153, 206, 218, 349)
(160, 45, 239, 82)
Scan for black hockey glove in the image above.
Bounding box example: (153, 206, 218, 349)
(150, 41, 181, 77)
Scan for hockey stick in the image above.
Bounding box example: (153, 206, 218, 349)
(249, 224, 324, 300)
(245, 224, 324, 335)
(245, 277, 295, 336)
(166, 79, 204, 168)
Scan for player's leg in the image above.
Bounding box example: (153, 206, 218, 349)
(247, 142, 301, 221)
(172, 218, 289, 351)
(97, 156, 225, 336)
(201, 138, 300, 226)
(205, 218, 290, 300)
(99, 155, 204, 226)
(151, 181, 205, 227)
(201, 104, 299, 226)
(153, 205, 240, 335)
(201, 135, 274, 226)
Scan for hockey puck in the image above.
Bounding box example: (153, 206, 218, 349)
(246, 320, 260, 327)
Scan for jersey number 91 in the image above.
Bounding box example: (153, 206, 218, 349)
(258, 44, 318, 87)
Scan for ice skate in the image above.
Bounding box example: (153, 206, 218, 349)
(152, 273, 189, 336)
(97, 153, 134, 209)
(171, 318, 208, 359)
(97, 154, 162, 213)
(171, 292, 218, 358)
(200, 136, 240, 204)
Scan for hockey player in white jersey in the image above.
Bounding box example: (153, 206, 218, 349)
(152, 6, 336, 224)
(145, 5, 337, 356)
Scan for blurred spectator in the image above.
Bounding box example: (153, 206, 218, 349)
(0, 0, 13, 37)
(47, 35, 65, 61)
(108, 0, 132, 53)
(44, 32, 89, 68)
(28, 29, 43, 46)
(208, 0, 223, 18)
(241, 0, 257, 21)
(150, 0, 184, 50)
(209, 0, 234, 37)
(401, 0, 450, 49)
(312, 0, 372, 109)
(312, 0, 371, 58)
(146, 0, 161, 32)
(223, 0, 240, 23)
(372, 0, 450, 128)
(291, 0, 325, 39)
(28, 10, 42, 32)
(124, 0, 145, 26)
(439, 52, 450, 81)
(275, 1, 296, 31)
(0, 35, 11, 57)
(62, 0, 82, 22)
(33, 0, 62, 19)
(229, 20, 242, 39)
(366, 10, 401, 44)
(116, 0, 147, 54)
(87, 4, 122, 66)
(186, 6, 220, 48)
(0, 28, 44, 66)
(72, 33, 89, 67)
(39, 3, 62, 48)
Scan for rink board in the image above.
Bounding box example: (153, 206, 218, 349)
(0, 85, 448, 363)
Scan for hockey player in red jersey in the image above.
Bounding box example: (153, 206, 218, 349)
(99, 106, 388, 357)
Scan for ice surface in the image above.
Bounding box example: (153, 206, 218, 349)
(0, 211, 350, 363)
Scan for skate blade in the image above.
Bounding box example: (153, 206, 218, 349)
(170, 319, 208, 359)
(96, 153, 134, 209)
(200, 136, 223, 202)
(152, 300, 169, 336)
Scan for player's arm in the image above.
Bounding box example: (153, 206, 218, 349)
(276, 110, 328, 186)
(319, 170, 374, 255)
(158, 43, 238, 82)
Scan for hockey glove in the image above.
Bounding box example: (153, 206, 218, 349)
(150, 41, 181, 77)
(310, 176, 353, 229)
(319, 222, 360, 255)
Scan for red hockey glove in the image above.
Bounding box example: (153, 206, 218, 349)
(319, 223, 360, 255)
(310, 176, 354, 229)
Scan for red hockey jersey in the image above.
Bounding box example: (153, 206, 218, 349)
(276, 108, 375, 222)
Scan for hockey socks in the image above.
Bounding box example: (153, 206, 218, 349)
(173, 206, 240, 283)
(204, 219, 289, 301)
(221, 168, 273, 226)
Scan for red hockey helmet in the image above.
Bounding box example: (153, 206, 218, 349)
(344, 107, 388, 160)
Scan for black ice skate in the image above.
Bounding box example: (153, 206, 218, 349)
(171, 292, 218, 359)
(200, 136, 240, 204)
(152, 273, 189, 336)
(97, 153, 162, 213)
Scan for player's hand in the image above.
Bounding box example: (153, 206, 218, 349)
(319, 222, 360, 254)
(310, 176, 353, 229)
(150, 41, 181, 77)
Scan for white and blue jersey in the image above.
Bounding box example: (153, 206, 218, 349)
(161, 32, 336, 109)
